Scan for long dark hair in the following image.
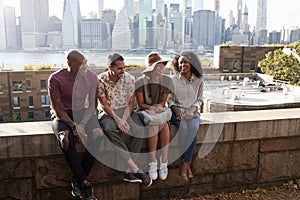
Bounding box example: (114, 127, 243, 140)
(171, 51, 203, 78)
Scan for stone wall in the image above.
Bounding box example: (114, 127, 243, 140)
(0, 108, 300, 199)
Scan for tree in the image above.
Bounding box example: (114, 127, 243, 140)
(258, 40, 300, 86)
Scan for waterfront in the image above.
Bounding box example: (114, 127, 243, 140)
(0, 50, 174, 70)
(0, 50, 213, 70)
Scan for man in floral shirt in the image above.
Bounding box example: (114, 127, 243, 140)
(98, 53, 152, 187)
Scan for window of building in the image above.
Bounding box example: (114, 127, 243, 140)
(29, 96, 34, 107)
(13, 96, 20, 108)
(28, 112, 34, 120)
(250, 60, 256, 71)
(41, 95, 50, 106)
(40, 80, 47, 91)
(223, 58, 229, 71)
(0, 81, 3, 94)
(26, 80, 31, 92)
(233, 60, 238, 71)
(12, 81, 23, 92)
(12, 112, 21, 121)
(45, 110, 50, 120)
(0, 113, 3, 122)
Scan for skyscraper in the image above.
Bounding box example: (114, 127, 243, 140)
(139, 0, 152, 46)
(192, 10, 215, 48)
(112, 7, 131, 50)
(0, 3, 6, 49)
(98, 0, 104, 18)
(20, 0, 49, 48)
(193, 0, 203, 12)
(62, 0, 81, 49)
(3, 6, 17, 49)
(124, 0, 135, 18)
(256, 0, 267, 44)
(236, 0, 242, 29)
(256, 0, 267, 31)
(156, 0, 164, 16)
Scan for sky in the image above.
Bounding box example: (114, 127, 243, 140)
(1, 0, 299, 31)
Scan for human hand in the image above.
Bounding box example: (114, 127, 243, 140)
(117, 119, 130, 134)
(175, 110, 183, 121)
(92, 128, 104, 140)
(75, 123, 88, 143)
(185, 110, 194, 120)
(149, 104, 164, 114)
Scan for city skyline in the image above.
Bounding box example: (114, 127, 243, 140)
(1, 0, 299, 31)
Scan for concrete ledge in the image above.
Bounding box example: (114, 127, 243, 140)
(0, 108, 300, 199)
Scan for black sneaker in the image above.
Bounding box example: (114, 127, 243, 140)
(71, 178, 83, 198)
(82, 182, 97, 200)
(123, 173, 142, 183)
(134, 169, 152, 187)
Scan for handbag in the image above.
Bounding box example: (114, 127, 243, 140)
(139, 107, 172, 126)
(138, 76, 172, 126)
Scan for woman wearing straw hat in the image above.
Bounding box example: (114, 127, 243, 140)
(135, 53, 172, 181)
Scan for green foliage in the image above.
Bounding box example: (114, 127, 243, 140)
(126, 63, 143, 68)
(258, 40, 300, 86)
(22, 64, 52, 70)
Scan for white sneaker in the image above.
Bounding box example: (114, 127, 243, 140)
(148, 160, 158, 180)
(159, 156, 168, 180)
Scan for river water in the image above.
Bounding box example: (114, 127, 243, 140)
(0, 51, 177, 70)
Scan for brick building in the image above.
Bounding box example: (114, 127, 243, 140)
(0, 70, 54, 123)
(214, 45, 283, 73)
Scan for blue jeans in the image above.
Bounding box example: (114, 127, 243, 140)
(171, 111, 200, 163)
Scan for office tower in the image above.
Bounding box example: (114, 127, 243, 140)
(81, 19, 102, 49)
(20, 0, 49, 49)
(256, 0, 267, 44)
(256, 0, 267, 31)
(156, 0, 164, 15)
(98, 0, 103, 18)
(139, 0, 152, 46)
(213, 0, 219, 15)
(101, 9, 116, 49)
(62, 0, 81, 49)
(62, 0, 81, 48)
(268, 31, 281, 44)
(170, 3, 179, 12)
(182, 0, 192, 9)
(192, 10, 215, 48)
(112, 8, 131, 50)
(169, 8, 183, 45)
(242, 4, 249, 33)
(193, 0, 203, 12)
(228, 10, 235, 27)
(236, 0, 242, 29)
(3, 7, 17, 49)
(124, 0, 135, 18)
(182, 0, 192, 46)
(0, 4, 6, 49)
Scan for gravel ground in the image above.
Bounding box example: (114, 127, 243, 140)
(172, 179, 300, 200)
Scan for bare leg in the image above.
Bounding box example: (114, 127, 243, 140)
(148, 126, 159, 162)
(160, 123, 170, 163)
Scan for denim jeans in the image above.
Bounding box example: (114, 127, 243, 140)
(171, 111, 200, 163)
(52, 110, 100, 183)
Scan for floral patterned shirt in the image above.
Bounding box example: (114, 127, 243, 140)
(98, 71, 135, 110)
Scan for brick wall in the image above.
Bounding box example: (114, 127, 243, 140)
(1, 109, 300, 199)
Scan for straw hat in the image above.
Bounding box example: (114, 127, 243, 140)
(142, 52, 169, 74)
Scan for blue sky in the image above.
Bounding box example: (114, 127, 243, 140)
(2, 0, 299, 31)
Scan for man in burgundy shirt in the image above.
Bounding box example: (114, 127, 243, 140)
(48, 50, 102, 200)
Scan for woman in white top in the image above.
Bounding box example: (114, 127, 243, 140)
(168, 51, 203, 180)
